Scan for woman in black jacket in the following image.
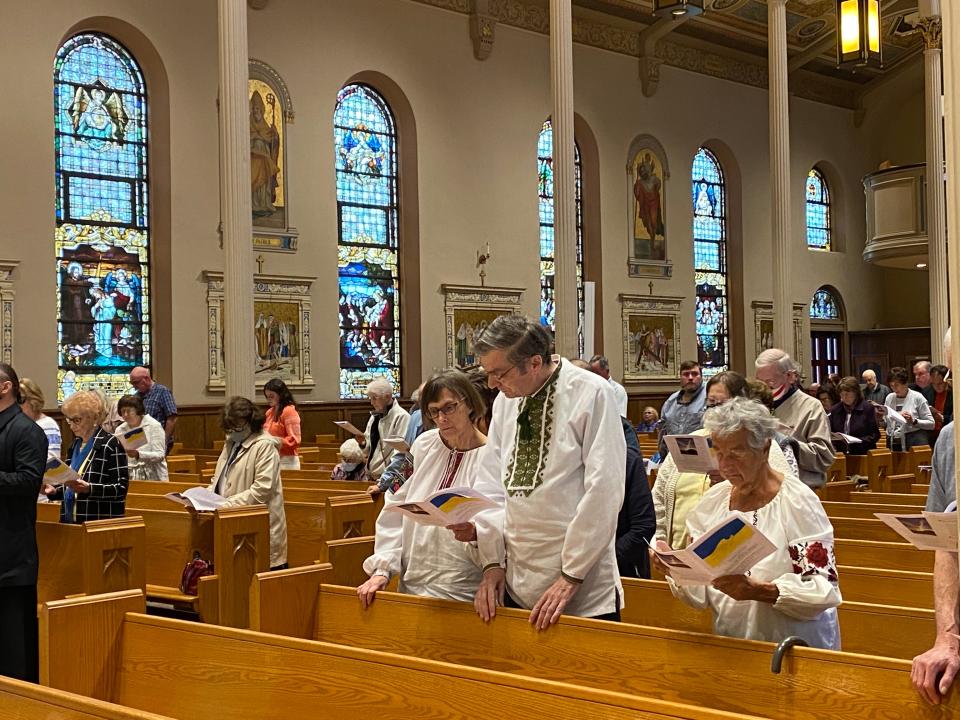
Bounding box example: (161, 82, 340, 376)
(828, 377, 880, 455)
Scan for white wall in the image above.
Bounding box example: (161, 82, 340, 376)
(0, 0, 925, 404)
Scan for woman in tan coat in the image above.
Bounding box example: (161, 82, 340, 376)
(208, 396, 288, 569)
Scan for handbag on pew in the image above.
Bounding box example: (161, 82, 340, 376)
(179, 550, 214, 596)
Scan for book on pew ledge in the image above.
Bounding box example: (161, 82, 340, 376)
(43, 457, 79, 484)
(830, 432, 861, 444)
(649, 515, 776, 586)
(664, 434, 717, 474)
(382, 436, 410, 454)
(115, 426, 148, 451)
(874, 511, 959, 551)
(386, 487, 499, 527)
(333, 420, 364, 436)
(165, 487, 228, 512)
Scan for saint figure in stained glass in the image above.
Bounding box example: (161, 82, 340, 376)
(806, 168, 831, 251)
(810, 288, 840, 320)
(54, 33, 150, 402)
(692, 148, 729, 376)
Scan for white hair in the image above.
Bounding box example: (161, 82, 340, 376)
(338, 438, 366, 464)
(755, 348, 798, 375)
(366, 378, 394, 398)
(704, 397, 778, 451)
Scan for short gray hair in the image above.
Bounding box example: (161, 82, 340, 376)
(589, 354, 609, 370)
(366, 377, 394, 398)
(704, 397, 778, 451)
(473, 315, 552, 366)
(755, 348, 798, 375)
(913, 360, 932, 373)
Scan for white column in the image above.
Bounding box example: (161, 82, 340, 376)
(219, 0, 255, 397)
(920, 7, 947, 363)
(769, 0, 793, 357)
(940, 0, 960, 541)
(550, 0, 579, 358)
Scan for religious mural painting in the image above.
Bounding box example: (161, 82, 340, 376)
(692, 147, 729, 377)
(627, 135, 671, 278)
(204, 272, 314, 391)
(751, 300, 806, 370)
(620, 295, 681, 383)
(443, 285, 523, 369)
(249, 60, 297, 252)
(335, 84, 402, 399)
(537, 120, 584, 353)
(54, 33, 150, 402)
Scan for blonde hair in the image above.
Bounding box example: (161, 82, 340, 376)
(62, 390, 106, 424)
(19, 378, 45, 416)
(642, 406, 659, 421)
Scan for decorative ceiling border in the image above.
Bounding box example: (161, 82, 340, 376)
(409, 0, 863, 109)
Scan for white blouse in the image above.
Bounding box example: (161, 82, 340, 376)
(115, 414, 168, 481)
(362, 429, 505, 602)
(669, 473, 842, 650)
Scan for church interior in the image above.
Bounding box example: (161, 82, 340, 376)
(3, 0, 960, 717)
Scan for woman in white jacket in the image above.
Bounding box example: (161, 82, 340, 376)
(208, 396, 288, 570)
(115, 394, 168, 481)
(358, 370, 504, 607)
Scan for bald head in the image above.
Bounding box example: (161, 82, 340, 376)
(129, 366, 153, 393)
(861, 369, 877, 389)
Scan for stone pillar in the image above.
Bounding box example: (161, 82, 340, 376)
(219, 0, 255, 397)
(940, 0, 960, 527)
(550, 0, 579, 358)
(769, 0, 793, 357)
(919, 7, 947, 363)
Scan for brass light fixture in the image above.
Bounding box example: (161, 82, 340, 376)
(652, 0, 704, 19)
(836, 0, 882, 68)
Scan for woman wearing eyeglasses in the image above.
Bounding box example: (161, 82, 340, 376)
(43, 390, 128, 522)
(358, 369, 505, 608)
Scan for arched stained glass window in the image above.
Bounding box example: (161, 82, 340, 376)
(806, 168, 831, 251)
(334, 84, 401, 399)
(54, 33, 150, 402)
(692, 148, 729, 376)
(537, 120, 584, 352)
(810, 287, 841, 320)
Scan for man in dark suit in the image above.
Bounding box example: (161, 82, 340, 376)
(0, 363, 48, 682)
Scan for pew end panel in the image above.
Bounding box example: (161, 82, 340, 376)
(0, 675, 175, 720)
(212, 506, 271, 628)
(250, 563, 333, 638)
(325, 535, 374, 586)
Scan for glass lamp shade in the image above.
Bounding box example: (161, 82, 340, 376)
(652, 0, 704, 18)
(836, 0, 882, 68)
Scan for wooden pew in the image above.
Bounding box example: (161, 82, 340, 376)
(826, 453, 846, 484)
(913, 484, 931, 496)
(838, 566, 933, 609)
(866, 449, 893, 493)
(245, 576, 957, 720)
(37, 517, 146, 604)
(835, 538, 934, 572)
(165, 455, 197, 474)
(0, 675, 175, 720)
(816, 479, 855, 502)
(821, 501, 920, 519)
(615, 579, 934, 661)
(856, 491, 926, 506)
(830, 516, 907, 543)
(908, 446, 932, 478)
(40, 591, 754, 720)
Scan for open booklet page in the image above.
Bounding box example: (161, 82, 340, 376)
(116, 426, 148, 451)
(385, 486, 499, 527)
(664, 434, 718, 474)
(333, 420, 364, 436)
(165, 487, 228, 512)
(830, 432, 861, 444)
(44, 457, 79, 484)
(651, 514, 776, 586)
(875, 512, 959, 551)
(382, 436, 410, 454)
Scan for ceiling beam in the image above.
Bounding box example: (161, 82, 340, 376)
(638, 14, 693, 97)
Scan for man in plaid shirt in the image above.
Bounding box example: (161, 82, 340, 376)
(129, 367, 177, 454)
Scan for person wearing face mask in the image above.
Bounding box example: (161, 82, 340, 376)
(754, 349, 834, 489)
(652, 371, 795, 550)
(207, 397, 287, 570)
(332, 438, 369, 481)
(354, 378, 410, 481)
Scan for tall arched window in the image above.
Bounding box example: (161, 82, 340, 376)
(334, 84, 401, 399)
(692, 147, 729, 376)
(54, 33, 150, 402)
(537, 120, 584, 351)
(806, 167, 832, 251)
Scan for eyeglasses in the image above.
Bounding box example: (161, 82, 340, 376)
(426, 401, 461, 421)
(65, 415, 84, 425)
(485, 363, 519, 383)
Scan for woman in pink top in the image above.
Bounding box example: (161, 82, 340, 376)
(263, 378, 301, 470)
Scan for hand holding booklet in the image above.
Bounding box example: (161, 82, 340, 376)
(165, 487, 229, 512)
(664, 434, 718, 474)
(116, 426, 148, 451)
(650, 515, 776, 586)
(386, 487, 499, 527)
(333, 420, 364, 436)
(830, 432, 861, 445)
(44, 457, 79, 485)
(874, 511, 958, 551)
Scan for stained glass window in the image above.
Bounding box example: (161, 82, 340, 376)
(537, 120, 583, 352)
(54, 33, 150, 403)
(334, 84, 401, 399)
(806, 168, 831, 251)
(692, 148, 729, 377)
(810, 287, 841, 320)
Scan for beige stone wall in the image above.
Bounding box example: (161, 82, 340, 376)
(0, 0, 925, 404)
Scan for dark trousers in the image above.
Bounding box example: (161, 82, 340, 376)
(503, 586, 621, 622)
(0, 584, 39, 682)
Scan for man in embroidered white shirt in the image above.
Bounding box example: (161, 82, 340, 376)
(472, 316, 626, 630)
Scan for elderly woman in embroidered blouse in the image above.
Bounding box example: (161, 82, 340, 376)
(655, 397, 841, 650)
(358, 369, 505, 608)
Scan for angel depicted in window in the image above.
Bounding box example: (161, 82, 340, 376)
(68, 81, 129, 149)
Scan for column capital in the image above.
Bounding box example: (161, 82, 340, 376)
(918, 16, 943, 50)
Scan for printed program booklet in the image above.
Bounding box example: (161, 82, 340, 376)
(165, 487, 229, 512)
(664, 434, 718, 474)
(44, 457, 79, 485)
(116, 426, 148, 451)
(874, 511, 959, 551)
(386, 487, 499, 527)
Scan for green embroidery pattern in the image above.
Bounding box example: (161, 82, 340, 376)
(504, 364, 560, 497)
